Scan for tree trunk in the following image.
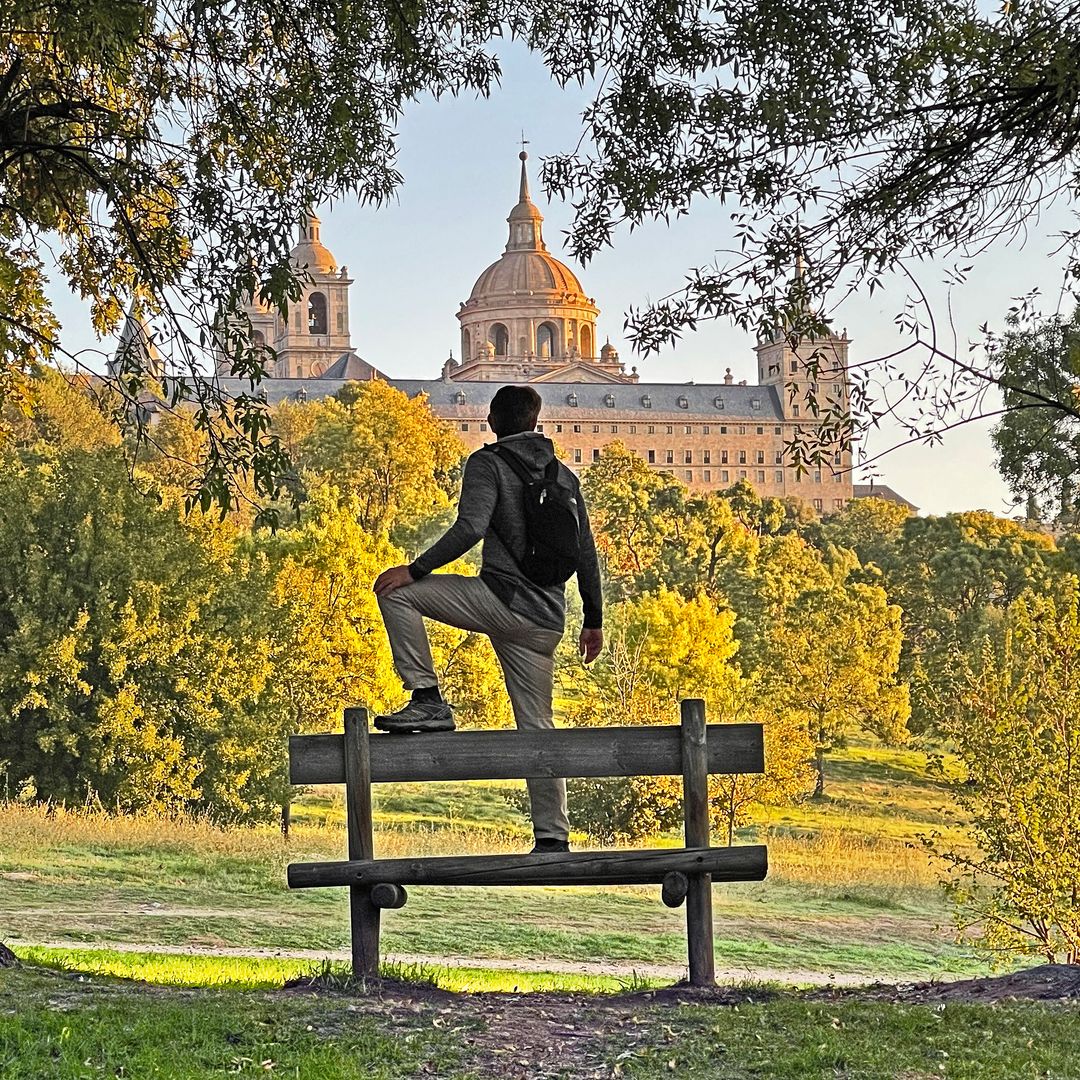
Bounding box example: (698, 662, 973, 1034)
(280, 800, 291, 840)
(813, 747, 826, 798)
(0, 942, 19, 968)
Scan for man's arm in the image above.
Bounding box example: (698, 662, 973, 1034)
(374, 452, 499, 595)
(575, 482, 604, 663)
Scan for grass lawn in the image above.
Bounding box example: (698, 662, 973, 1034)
(1, 741, 987, 980)
(4, 956, 1078, 1080)
(0, 965, 470, 1080)
(620, 999, 1080, 1079)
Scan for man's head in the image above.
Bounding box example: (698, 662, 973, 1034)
(488, 385, 542, 438)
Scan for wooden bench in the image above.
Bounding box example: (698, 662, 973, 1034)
(287, 698, 768, 986)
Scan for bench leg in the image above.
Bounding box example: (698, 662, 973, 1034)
(344, 707, 380, 978)
(681, 699, 715, 986)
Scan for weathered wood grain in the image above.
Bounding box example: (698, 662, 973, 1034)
(287, 845, 768, 889)
(344, 707, 379, 978)
(290, 723, 764, 785)
(661, 871, 690, 909)
(682, 699, 716, 986)
(370, 883, 408, 909)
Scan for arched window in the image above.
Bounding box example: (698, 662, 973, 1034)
(537, 322, 556, 357)
(489, 323, 509, 356)
(579, 325, 593, 358)
(461, 329, 471, 360)
(308, 292, 328, 335)
(251, 329, 265, 349)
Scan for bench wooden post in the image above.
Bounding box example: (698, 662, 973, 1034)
(343, 707, 380, 978)
(681, 698, 715, 986)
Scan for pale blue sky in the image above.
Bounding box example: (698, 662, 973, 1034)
(47, 42, 1078, 517)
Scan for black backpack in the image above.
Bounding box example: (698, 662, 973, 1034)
(483, 444, 581, 587)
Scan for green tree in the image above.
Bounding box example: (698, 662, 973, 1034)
(580, 443, 686, 596)
(990, 306, 1080, 526)
(561, 587, 813, 842)
(764, 581, 909, 796)
(289, 381, 465, 543)
(542, 2, 1080, 466)
(0, 0, 505, 513)
(247, 485, 403, 735)
(929, 582, 1080, 964)
(723, 531, 839, 671)
(886, 511, 1058, 731)
(821, 496, 912, 575)
(0, 365, 121, 456)
(9, 1, 1080, 502)
(0, 448, 276, 816)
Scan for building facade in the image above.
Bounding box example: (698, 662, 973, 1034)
(214, 154, 855, 511)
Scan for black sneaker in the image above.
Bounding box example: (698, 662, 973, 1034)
(531, 838, 570, 854)
(374, 700, 455, 734)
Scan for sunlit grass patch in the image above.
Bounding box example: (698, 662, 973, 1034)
(16, 945, 310, 990)
(14, 945, 667, 995)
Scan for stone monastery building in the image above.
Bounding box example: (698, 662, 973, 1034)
(216, 153, 854, 511)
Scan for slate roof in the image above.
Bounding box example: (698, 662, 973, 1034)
(320, 351, 386, 381)
(852, 483, 919, 512)
(212, 375, 785, 420)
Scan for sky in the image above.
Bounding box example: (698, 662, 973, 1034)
(45, 42, 1080, 518)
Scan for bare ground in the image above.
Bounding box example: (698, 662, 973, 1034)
(275, 964, 1080, 1079)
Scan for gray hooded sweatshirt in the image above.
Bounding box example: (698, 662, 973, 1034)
(408, 432, 603, 632)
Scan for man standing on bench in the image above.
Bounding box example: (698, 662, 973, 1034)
(373, 384, 604, 854)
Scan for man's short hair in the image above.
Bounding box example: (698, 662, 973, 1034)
(489, 385, 542, 437)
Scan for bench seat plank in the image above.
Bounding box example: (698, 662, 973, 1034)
(287, 844, 768, 889)
(290, 724, 764, 785)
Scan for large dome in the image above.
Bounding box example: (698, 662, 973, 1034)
(455, 153, 605, 372)
(468, 249, 586, 300)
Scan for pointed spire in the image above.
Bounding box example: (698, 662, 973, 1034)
(110, 305, 163, 380)
(519, 150, 530, 202)
(506, 150, 545, 253)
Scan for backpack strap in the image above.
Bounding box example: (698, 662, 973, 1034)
(484, 442, 561, 486)
(484, 442, 537, 486)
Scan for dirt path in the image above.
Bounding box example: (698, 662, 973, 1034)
(10, 937, 937, 988)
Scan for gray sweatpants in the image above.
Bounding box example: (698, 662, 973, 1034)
(377, 574, 569, 841)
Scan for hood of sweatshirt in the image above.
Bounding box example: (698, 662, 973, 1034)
(494, 431, 557, 473)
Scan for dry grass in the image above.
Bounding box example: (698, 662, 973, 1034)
(0, 800, 942, 894)
(764, 828, 941, 892)
(0, 800, 529, 866)
(0, 800, 295, 860)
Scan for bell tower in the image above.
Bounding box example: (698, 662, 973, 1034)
(273, 212, 354, 378)
(218, 210, 354, 378)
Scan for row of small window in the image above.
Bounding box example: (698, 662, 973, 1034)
(565, 446, 841, 469)
(568, 450, 834, 482)
(652, 449, 844, 466)
(458, 422, 785, 436)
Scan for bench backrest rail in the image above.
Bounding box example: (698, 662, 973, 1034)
(289, 721, 764, 785)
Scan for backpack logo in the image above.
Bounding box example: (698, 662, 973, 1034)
(486, 446, 581, 587)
